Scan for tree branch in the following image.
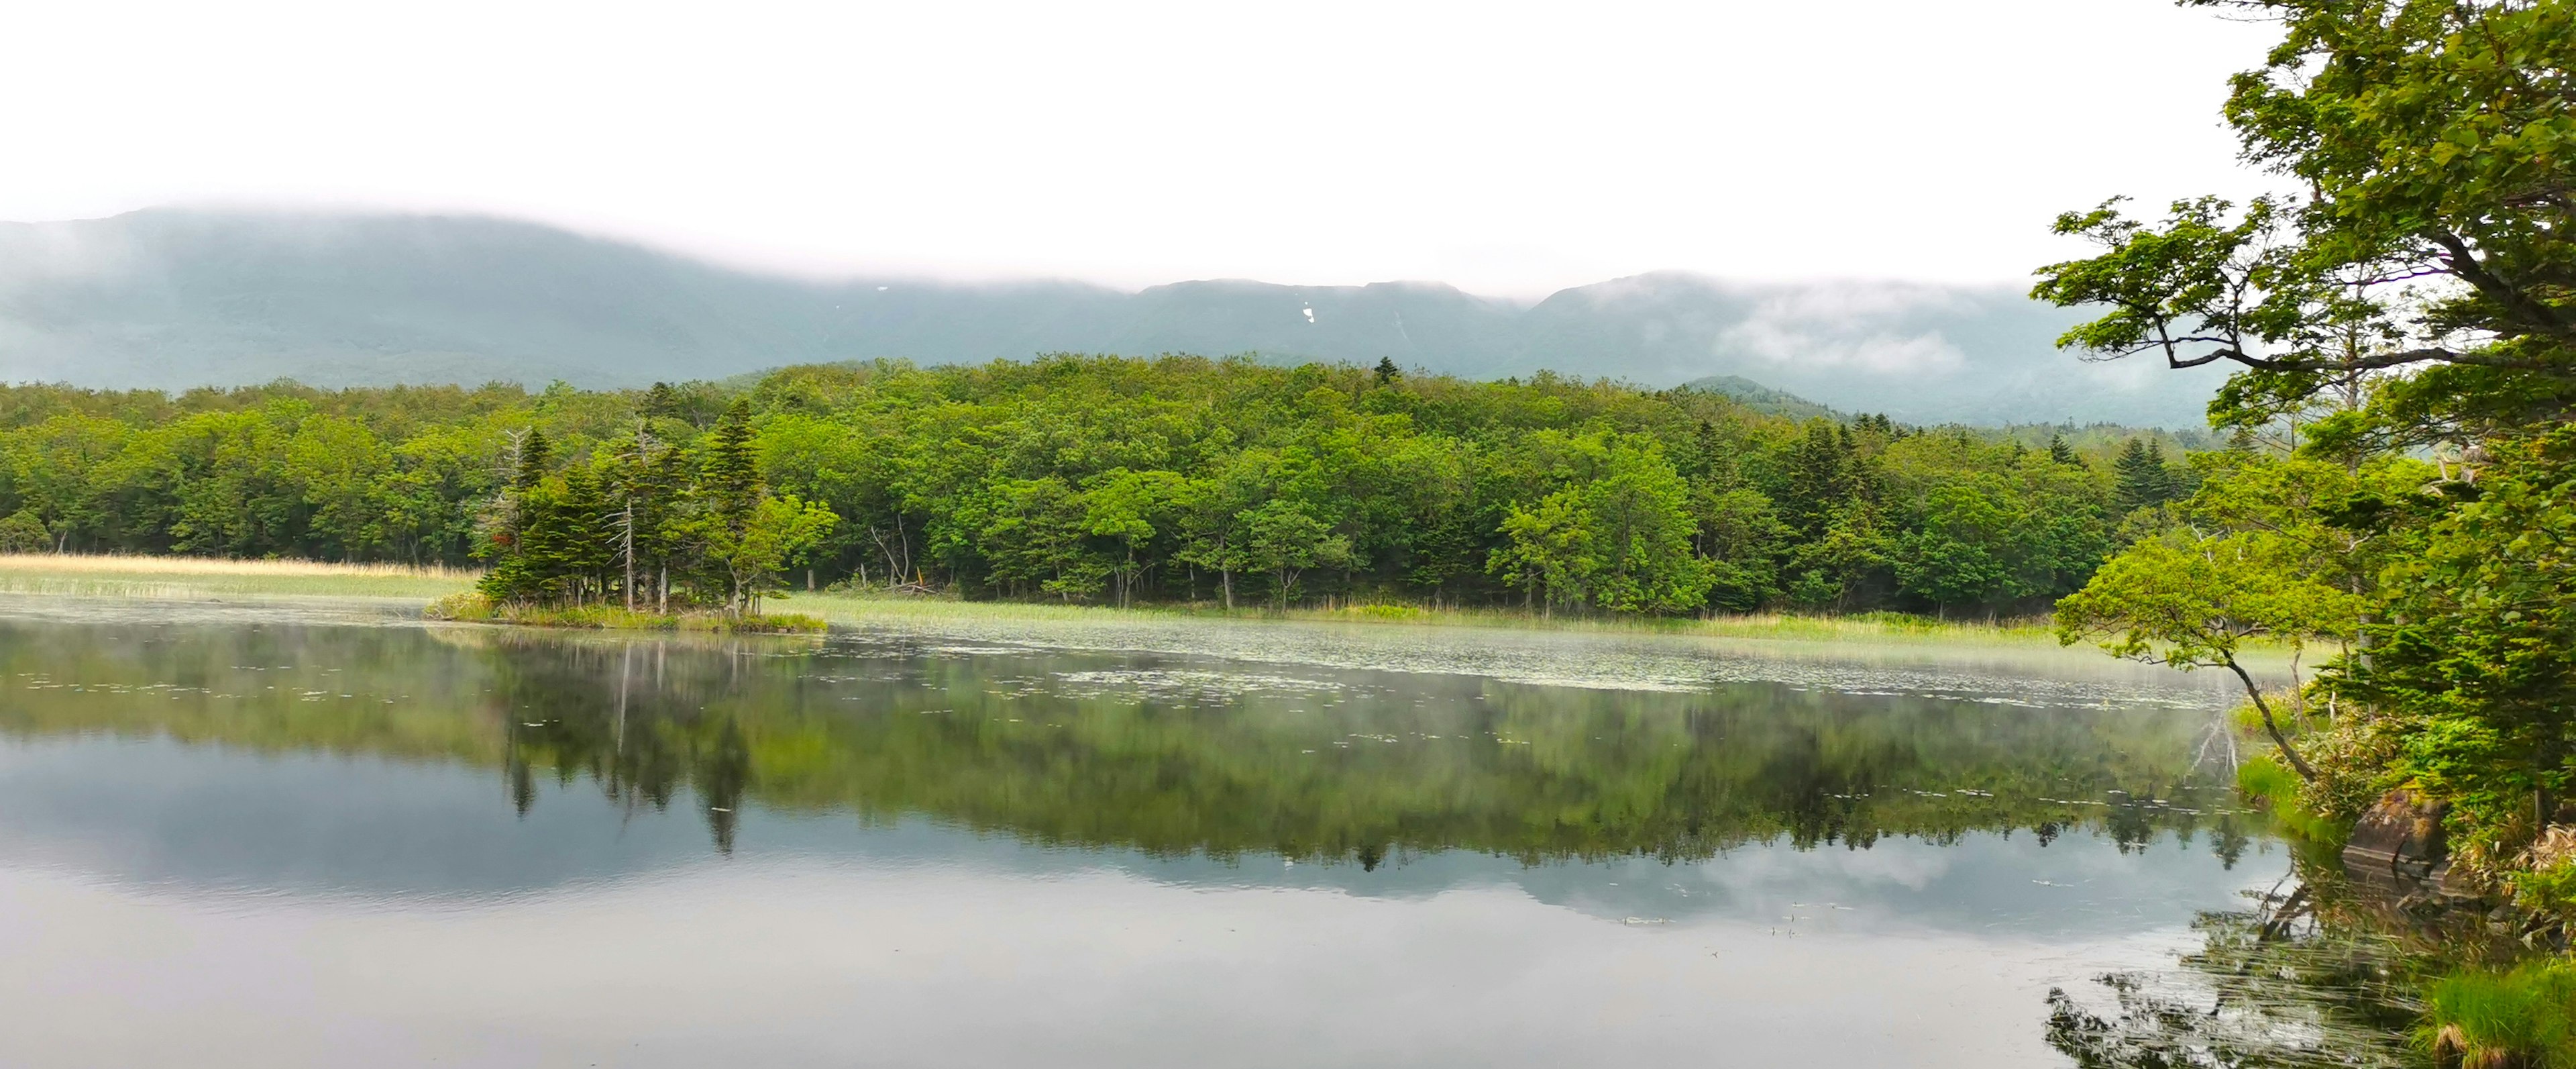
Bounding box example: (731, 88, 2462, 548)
(2427, 230, 2576, 340)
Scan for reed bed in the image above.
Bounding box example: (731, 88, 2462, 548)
(0, 553, 478, 600)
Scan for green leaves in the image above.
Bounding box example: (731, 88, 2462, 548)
(2035, 195, 2294, 373)
(2046, 1, 2576, 437)
(2342, 427, 2576, 842)
(1485, 431, 1712, 615)
(2057, 525, 2358, 670)
(2035, 0, 2576, 815)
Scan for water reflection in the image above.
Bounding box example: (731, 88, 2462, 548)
(0, 617, 2373, 1068)
(0, 621, 2255, 867)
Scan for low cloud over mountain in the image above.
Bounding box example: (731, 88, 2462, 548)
(0, 209, 2226, 425)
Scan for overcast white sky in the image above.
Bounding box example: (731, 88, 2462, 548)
(4, 0, 2278, 296)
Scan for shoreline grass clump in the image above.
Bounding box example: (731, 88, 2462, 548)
(427, 592, 824, 634)
(2237, 752, 2350, 850)
(2422, 960, 2576, 1068)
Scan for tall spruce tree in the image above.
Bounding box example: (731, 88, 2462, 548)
(2047, 434, 2082, 467)
(2111, 439, 2178, 514)
(702, 400, 761, 530)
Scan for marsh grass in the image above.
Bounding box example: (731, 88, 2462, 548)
(779, 591, 2070, 646)
(2422, 960, 2576, 1068)
(2237, 752, 2351, 849)
(0, 553, 478, 600)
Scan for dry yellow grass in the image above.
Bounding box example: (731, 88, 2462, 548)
(0, 553, 478, 578)
(0, 553, 479, 601)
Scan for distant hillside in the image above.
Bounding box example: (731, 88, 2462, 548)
(1678, 375, 1841, 421)
(0, 209, 2234, 426)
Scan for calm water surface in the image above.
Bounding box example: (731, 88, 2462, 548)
(0, 609, 2298, 1068)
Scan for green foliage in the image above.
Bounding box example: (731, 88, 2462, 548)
(477, 391, 833, 615)
(2033, 0, 2576, 912)
(706, 495, 838, 611)
(2420, 961, 2576, 1069)
(2344, 426, 2576, 863)
(2512, 858, 2576, 934)
(2110, 438, 2185, 515)
(2054, 453, 2397, 776)
(425, 591, 826, 633)
(2057, 525, 2359, 670)
(0, 358, 2188, 617)
(2047, 434, 2082, 467)
(1487, 431, 1712, 615)
(2239, 753, 2347, 849)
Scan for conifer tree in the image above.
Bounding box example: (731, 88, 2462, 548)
(1778, 419, 1861, 538)
(702, 400, 761, 531)
(2111, 439, 2180, 514)
(2047, 434, 2082, 467)
(641, 382, 682, 421)
(514, 429, 551, 491)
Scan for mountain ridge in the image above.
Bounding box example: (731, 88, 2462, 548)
(0, 208, 2229, 426)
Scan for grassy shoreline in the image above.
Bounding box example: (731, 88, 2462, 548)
(0, 552, 2116, 650)
(423, 591, 826, 633)
(0, 552, 478, 601)
(784, 591, 2070, 646)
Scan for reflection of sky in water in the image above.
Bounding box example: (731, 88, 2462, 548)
(0, 737, 2271, 1069)
(0, 737, 2272, 941)
(0, 611, 2280, 1068)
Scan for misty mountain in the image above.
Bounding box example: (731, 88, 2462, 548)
(0, 209, 2229, 426)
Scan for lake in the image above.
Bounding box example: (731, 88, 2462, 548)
(0, 607, 2391, 1067)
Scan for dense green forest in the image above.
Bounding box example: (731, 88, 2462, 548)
(0, 359, 2200, 617)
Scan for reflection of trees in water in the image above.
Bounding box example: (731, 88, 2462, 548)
(0, 621, 2249, 863)
(490, 638, 757, 852)
(2042, 853, 2525, 1068)
(448, 631, 2253, 864)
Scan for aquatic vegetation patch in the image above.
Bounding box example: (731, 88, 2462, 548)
(1053, 668, 1344, 702)
(427, 592, 824, 634)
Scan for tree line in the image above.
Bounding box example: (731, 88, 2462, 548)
(0, 362, 2200, 617)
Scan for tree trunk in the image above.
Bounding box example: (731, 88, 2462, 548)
(2226, 658, 2317, 781)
